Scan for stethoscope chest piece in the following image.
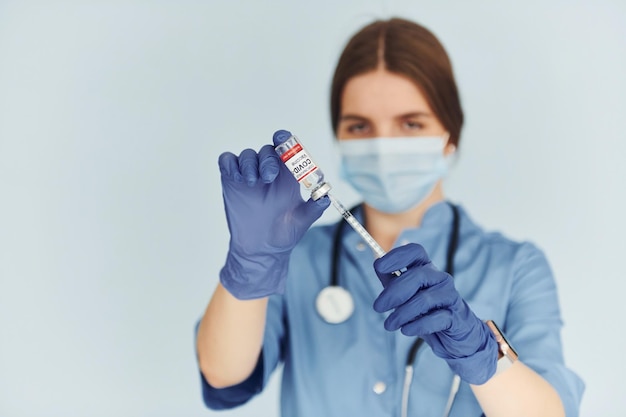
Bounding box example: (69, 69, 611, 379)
(316, 286, 354, 324)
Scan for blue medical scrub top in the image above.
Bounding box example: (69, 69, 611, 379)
(199, 202, 584, 416)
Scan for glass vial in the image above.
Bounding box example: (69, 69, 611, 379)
(274, 135, 331, 200)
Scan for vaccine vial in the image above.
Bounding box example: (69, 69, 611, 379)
(274, 134, 332, 200)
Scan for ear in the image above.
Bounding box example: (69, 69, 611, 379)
(443, 132, 456, 156)
(444, 142, 457, 156)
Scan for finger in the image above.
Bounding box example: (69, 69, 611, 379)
(258, 144, 281, 183)
(218, 151, 243, 183)
(238, 148, 260, 186)
(272, 129, 293, 146)
(382, 279, 457, 330)
(373, 263, 448, 313)
(373, 269, 422, 313)
(374, 243, 431, 276)
(398, 309, 453, 337)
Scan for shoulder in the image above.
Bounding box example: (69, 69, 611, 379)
(453, 205, 556, 321)
(456, 204, 549, 268)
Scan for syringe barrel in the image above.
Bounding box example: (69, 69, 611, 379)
(328, 194, 386, 258)
(274, 135, 331, 200)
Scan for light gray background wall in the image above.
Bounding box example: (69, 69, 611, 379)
(1, 0, 624, 416)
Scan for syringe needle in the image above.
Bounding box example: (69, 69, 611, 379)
(272, 133, 397, 269)
(328, 194, 386, 258)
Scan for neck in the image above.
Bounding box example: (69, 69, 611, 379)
(364, 182, 445, 252)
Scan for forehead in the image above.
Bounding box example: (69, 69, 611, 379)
(340, 69, 432, 117)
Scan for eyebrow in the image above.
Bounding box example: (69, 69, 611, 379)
(339, 111, 432, 122)
(339, 114, 369, 122)
(397, 111, 431, 119)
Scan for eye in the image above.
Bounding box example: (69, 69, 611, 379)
(402, 119, 424, 130)
(346, 122, 371, 134)
(348, 122, 367, 132)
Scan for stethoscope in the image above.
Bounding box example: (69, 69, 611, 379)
(316, 203, 462, 417)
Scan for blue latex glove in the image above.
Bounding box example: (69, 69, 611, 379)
(218, 130, 330, 300)
(373, 243, 499, 384)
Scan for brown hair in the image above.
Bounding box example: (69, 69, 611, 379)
(330, 18, 464, 147)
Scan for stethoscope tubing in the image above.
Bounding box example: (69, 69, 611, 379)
(328, 203, 461, 417)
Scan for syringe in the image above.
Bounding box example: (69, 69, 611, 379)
(274, 132, 388, 259)
(327, 194, 386, 258)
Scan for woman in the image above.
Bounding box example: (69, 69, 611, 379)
(195, 18, 584, 416)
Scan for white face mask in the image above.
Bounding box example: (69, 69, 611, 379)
(338, 134, 451, 213)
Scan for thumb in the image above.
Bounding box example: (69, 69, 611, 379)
(373, 243, 431, 287)
(374, 243, 431, 274)
(293, 196, 330, 228)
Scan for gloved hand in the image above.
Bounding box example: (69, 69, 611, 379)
(219, 129, 330, 300)
(373, 243, 498, 384)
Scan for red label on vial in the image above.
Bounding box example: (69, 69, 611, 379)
(280, 143, 303, 162)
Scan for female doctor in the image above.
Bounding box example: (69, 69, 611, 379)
(195, 17, 583, 417)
